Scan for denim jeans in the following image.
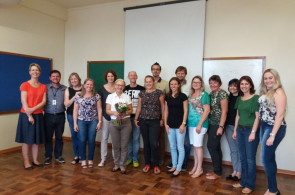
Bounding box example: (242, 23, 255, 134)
(225, 125, 241, 173)
(237, 126, 259, 190)
(139, 118, 160, 166)
(67, 114, 79, 158)
(77, 119, 98, 161)
(127, 117, 140, 162)
(260, 122, 286, 193)
(167, 128, 186, 171)
(44, 113, 65, 159)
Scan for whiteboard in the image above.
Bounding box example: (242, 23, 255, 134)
(203, 57, 265, 94)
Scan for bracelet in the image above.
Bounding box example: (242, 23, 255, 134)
(251, 130, 256, 134)
(269, 133, 275, 137)
(219, 125, 224, 129)
(182, 121, 186, 125)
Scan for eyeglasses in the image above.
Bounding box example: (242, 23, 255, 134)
(152, 68, 160, 71)
(193, 82, 201, 84)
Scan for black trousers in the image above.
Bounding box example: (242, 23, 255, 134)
(207, 124, 223, 176)
(44, 113, 65, 159)
(139, 118, 160, 166)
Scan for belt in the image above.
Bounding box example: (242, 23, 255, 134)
(46, 112, 65, 116)
(111, 117, 130, 123)
(238, 125, 252, 129)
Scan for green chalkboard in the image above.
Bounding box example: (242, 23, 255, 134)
(87, 61, 124, 92)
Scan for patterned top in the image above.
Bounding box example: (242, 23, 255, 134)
(74, 94, 101, 121)
(209, 89, 228, 125)
(20, 82, 47, 114)
(188, 91, 210, 128)
(139, 89, 163, 120)
(258, 95, 286, 126)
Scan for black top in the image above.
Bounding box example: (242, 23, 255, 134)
(66, 87, 82, 115)
(98, 86, 111, 121)
(165, 93, 188, 128)
(124, 84, 145, 117)
(226, 94, 238, 126)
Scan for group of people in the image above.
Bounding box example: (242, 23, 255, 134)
(15, 62, 286, 195)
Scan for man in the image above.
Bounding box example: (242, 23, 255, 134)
(167, 66, 191, 171)
(124, 71, 145, 167)
(44, 70, 67, 164)
(151, 62, 169, 165)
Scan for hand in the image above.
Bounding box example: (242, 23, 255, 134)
(74, 124, 79, 132)
(135, 120, 140, 128)
(160, 120, 164, 127)
(248, 133, 255, 142)
(232, 131, 237, 140)
(96, 122, 102, 131)
(28, 115, 34, 125)
(75, 91, 81, 97)
(196, 125, 202, 134)
(266, 136, 275, 146)
(165, 125, 170, 134)
(179, 124, 185, 134)
(25, 107, 34, 115)
(216, 127, 223, 136)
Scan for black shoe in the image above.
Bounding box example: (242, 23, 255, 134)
(276, 190, 280, 195)
(24, 166, 33, 170)
(32, 162, 44, 167)
(181, 164, 187, 171)
(166, 169, 176, 174)
(121, 170, 127, 174)
(166, 163, 172, 169)
(55, 156, 65, 163)
(226, 174, 233, 180)
(44, 157, 52, 165)
(111, 167, 120, 172)
(233, 176, 240, 181)
(171, 172, 180, 177)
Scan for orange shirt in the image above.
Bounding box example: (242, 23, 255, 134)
(20, 82, 47, 114)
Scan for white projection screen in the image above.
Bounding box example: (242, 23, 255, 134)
(124, 0, 206, 86)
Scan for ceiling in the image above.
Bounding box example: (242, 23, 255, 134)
(47, 0, 126, 9)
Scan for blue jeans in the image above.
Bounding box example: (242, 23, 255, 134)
(260, 122, 286, 193)
(127, 117, 140, 162)
(67, 114, 79, 158)
(77, 119, 98, 161)
(237, 126, 259, 190)
(167, 128, 186, 171)
(225, 125, 241, 173)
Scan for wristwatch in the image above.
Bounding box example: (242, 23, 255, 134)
(251, 130, 256, 134)
(269, 133, 276, 137)
(219, 125, 224, 129)
(182, 121, 186, 125)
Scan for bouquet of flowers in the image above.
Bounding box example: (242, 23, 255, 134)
(114, 102, 130, 126)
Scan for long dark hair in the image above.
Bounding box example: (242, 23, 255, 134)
(167, 77, 181, 98)
(238, 76, 255, 96)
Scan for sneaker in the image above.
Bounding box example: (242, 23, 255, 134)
(44, 157, 51, 165)
(181, 164, 187, 171)
(55, 156, 65, 163)
(166, 162, 172, 169)
(133, 161, 139, 168)
(126, 159, 132, 166)
(98, 161, 105, 167)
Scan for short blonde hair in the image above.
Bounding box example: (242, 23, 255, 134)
(29, 63, 41, 72)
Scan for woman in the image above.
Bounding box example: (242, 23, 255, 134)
(64, 72, 82, 165)
(106, 79, 132, 174)
(259, 69, 286, 195)
(232, 76, 260, 194)
(206, 75, 228, 180)
(15, 63, 47, 170)
(97, 70, 117, 167)
(73, 78, 102, 168)
(135, 75, 164, 175)
(187, 76, 210, 178)
(164, 77, 188, 177)
(225, 79, 241, 181)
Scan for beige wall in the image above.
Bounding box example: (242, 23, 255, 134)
(0, 4, 66, 149)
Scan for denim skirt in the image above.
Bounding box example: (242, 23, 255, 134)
(15, 112, 45, 144)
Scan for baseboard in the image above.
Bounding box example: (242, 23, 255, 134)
(3, 137, 295, 176)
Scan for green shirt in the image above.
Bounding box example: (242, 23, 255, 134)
(209, 89, 228, 125)
(235, 95, 259, 126)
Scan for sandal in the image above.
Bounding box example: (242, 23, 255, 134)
(71, 157, 80, 165)
(81, 164, 88, 169)
(154, 166, 161, 175)
(206, 173, 220, 180)
(242, 188, 252, 194)
(191, 168, 203, 178)
(142, 165, 150, 173)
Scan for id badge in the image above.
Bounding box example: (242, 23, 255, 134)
(52, 100, 57, 105)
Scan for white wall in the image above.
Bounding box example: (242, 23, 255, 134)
(0, 3, 66, 150)
(65, 0, 295, 172)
